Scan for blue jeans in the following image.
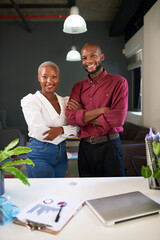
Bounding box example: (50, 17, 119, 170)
(26, 138, 68, 178)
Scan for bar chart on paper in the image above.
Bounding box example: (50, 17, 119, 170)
(27, 204, 58, 216)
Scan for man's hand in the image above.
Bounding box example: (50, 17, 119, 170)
(89, 119, 101, 126)
(67, 99, 83, 111)
(101, 106, 110, 114)
(83, 106, 110, 123)
(42, 127, 64, 141)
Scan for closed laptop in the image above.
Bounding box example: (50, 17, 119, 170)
(86, 191, 160, 226)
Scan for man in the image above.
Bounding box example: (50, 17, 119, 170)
(66, 43, 128, 177)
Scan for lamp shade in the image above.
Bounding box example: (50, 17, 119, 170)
(66, 46, 81, 61)
(63, 6, 87, 34)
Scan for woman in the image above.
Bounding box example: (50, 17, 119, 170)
(21, 61, 79, 178)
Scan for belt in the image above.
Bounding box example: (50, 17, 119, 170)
(83, 133, 119, 144)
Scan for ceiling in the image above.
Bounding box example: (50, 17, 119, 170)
(0, 0, 124, 21)
(0, 0, 157, 38)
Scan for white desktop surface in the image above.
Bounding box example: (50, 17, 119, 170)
(1, 177, 160, 240)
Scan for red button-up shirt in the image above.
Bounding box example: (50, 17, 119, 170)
(66, 70, 128, 138)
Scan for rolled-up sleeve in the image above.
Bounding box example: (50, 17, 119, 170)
(66, 83, 88, 127)
(21, 94, 50, 141)
(97, 77, 128, 131)
(62, 125, 80, 138)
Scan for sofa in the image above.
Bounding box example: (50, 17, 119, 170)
(0, 109, 27, 150)
(120, 122, 150, 176)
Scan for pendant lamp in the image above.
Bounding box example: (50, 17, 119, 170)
(63, 6, 87, 34)
(66, 46, 81, 61)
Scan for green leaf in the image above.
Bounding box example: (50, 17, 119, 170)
(141, 165, 152, 178)
(152, 142, 160, 156)
(4, 139, 19, 151)
(1, 159, 35, 168)
(158, 158, 160, 168)
(0, 140, 32, 162)
(7, 146, 32, 157)
(2, 166, 30, 186)
(0, 147, 32, 162)
(0, 152, 9, 162)
(151, 157, 155, 164)
(153, 168, 160, 179)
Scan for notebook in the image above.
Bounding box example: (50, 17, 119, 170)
(86, 191, 160, 226)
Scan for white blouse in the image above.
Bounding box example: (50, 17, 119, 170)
(21, 91, 79, 145)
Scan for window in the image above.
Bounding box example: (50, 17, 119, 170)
(131, 67, 142, 111)
(127, 49, 142, 112)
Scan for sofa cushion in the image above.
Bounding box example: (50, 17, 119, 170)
(0, 121, 3, 130)
(135, 130, 149, 140)
(0, 110, 7, 128)
(120, 121, 150, 176)
(121, 122, 140, 140)
(121, 122, 150, 141)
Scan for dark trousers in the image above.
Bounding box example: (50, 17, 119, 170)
(78, 137, 125, 177)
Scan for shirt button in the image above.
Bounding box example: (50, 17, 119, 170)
(106, 94, 108, 96)
(93, 85, 95, 87)
(89, 98, 92, 101)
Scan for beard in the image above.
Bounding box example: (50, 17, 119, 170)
(83, 61, 103, 74)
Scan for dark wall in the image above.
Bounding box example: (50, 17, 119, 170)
(0, 20, 130, 128)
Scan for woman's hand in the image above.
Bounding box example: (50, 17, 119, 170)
(42, 127, 64, 141)
(67, 99, 83, 111)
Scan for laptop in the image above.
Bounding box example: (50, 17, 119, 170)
(86, 191, 160, 226)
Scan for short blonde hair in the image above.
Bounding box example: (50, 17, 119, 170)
(38, 61, 59, 74)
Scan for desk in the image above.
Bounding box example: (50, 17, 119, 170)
(1, 177, 160, 240)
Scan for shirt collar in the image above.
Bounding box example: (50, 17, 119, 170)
(86, 69, 108, 84)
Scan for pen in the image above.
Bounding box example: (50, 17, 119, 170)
(55, 205, 63, 222)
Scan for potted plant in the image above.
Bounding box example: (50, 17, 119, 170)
(141, 128, 160, 189)
(141, 141, 160, 179)
(0, 138, 35, 195)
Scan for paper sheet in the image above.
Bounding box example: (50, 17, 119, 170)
(16, 195, 84, 231)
